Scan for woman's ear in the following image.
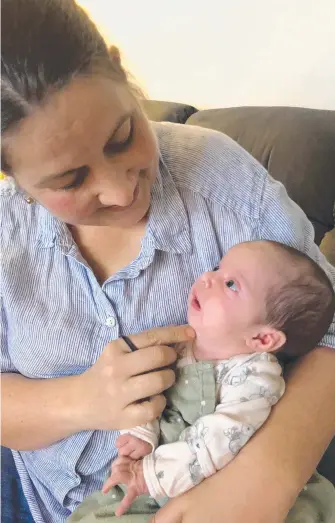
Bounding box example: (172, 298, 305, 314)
(109, 45, 121, 66)
(246, 326, 286, 353)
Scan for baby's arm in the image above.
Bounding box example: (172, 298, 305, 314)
(143, 354, 285, 499)
(119, 420, 160, 452)
(102, 420, 159, 501)
(116, 420, 160, 459)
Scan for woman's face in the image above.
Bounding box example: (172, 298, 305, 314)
(3, 77, 159, 227)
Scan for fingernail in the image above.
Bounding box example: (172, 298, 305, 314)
(186, 327, 195, 339)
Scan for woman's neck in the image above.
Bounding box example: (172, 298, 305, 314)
(69, 220, 147, 284)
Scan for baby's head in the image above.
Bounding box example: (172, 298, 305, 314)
(188, 240, 335, 362)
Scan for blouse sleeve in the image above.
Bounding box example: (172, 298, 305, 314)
(1, 297, 18, 373)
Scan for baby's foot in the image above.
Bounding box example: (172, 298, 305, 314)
(102, 456, 148, 516)
(117, 433, 152, 459)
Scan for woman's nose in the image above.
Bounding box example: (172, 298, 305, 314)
(95, 166, 137, 207)
(98, 182, 135, 208)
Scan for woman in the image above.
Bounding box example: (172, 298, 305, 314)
(1, 1, 335, 522)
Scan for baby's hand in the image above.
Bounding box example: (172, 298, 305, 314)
(102, 456, 149, 516)
(117, 433, 152, 459)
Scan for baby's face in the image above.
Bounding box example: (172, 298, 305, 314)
(188, 242, 279, 359)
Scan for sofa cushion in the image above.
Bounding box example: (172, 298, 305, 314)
(142, 100, 198, 124)
(187, 107, 335, 245)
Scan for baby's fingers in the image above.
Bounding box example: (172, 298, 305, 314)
(129, 447, 147, 460)
(115, 487, 138, 517)
(102, 473, 122, 494)
(116, 434, 133, 448)
(118, 441, 137, 457)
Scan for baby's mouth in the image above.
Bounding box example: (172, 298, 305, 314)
(191, 291, 201, 311)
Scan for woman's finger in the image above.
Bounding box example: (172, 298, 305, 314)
(124, 394, 167, 427)
(126, 369, 175, 403)
(127, 325, 194, 350)
(125, 345, 177, 376)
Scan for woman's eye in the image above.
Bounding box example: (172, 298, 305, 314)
(225, 279, 238, 292)
(61, 167, 88, 191)
(114, 118, 131, 142)
(62, 177, 83, 191)
(104, 117, 134, 154)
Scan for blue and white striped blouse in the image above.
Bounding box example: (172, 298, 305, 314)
(1, 122, 335, 522)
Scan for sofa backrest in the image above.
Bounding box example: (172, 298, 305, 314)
(188, 106, 335, 245)
(143, 101, 335, 246)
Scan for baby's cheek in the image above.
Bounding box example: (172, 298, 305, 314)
(203, 306, 226, 334)
(206, 299, 226, 321)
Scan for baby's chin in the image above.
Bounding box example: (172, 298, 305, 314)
(192, 346, 208, 361)
(187, 307, 200, 330)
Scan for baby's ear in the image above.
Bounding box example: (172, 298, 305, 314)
(246, 326, 286, 353)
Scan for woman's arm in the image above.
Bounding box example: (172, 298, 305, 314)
(1, 326, 192, 451)
(257, 346, 335, 494)
(1, 373, 85, 450)
(154, 346, 335, 523)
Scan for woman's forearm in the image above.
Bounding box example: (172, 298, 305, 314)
(234, 346, 335, 500)
(1, 373, 86, 450)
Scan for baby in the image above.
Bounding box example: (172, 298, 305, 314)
(69, 240, 334, 521)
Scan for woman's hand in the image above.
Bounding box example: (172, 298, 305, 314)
(76, 325, 194, 432)
(1, 325, 193, 451)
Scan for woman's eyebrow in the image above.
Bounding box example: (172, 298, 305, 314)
(34, 112, 133, 188)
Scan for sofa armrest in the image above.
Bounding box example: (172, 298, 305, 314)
(142, 100, 198, 124)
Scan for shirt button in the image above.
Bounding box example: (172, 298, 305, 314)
(105, 316, 116, 327)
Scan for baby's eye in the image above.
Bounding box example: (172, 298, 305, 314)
(213, 265, 220, 272)
(225, 280, 238, 292)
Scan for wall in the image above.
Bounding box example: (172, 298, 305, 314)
(79, 1, 335, 110)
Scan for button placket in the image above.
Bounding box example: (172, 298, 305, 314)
(105, 316, 116, 328)
(89, 275, 120, 335)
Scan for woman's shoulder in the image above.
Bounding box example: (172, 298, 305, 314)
(0, 178, 40, 248)
(153, 121, 267, 220)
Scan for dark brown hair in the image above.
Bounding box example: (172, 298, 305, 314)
(265, 242, 335, 362)
(1, 0, 132, 171)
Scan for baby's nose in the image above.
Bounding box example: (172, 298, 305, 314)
(201, 273, 213, 289)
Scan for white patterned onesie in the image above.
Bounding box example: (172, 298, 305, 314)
(121, 344, 285, 500)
